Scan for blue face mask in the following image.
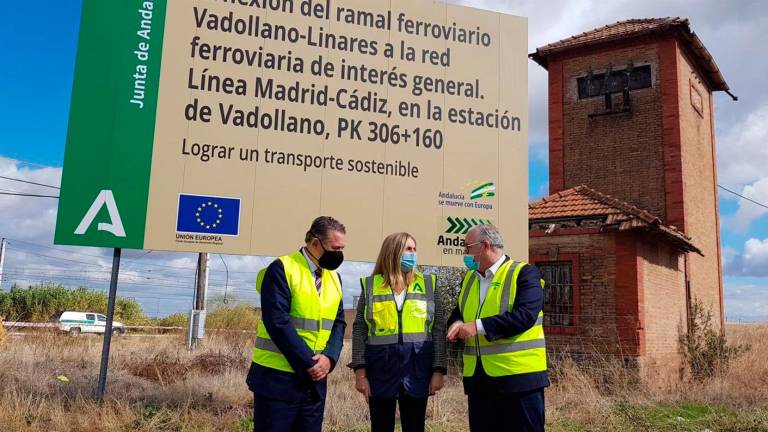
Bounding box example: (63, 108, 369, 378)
(401, 252, 417, 272)
(463, 254, 479, 271)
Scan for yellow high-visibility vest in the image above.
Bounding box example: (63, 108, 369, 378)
(252, 251, 342, 373)
(458, 260, 547, 377)
(361, 273, 436, 344)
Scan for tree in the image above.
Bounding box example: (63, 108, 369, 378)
(423, 265, 466, 370)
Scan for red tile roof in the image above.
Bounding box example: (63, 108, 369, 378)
(529, 185, 701, 254)
(529, 18, 729, 92)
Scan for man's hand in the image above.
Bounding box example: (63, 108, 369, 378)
(447, 321, 478, 342)
(307, 354, 331, 381)
(446, 321, 463, 341)
(428, 372, 444, 395)
(354, 369, 371, 401)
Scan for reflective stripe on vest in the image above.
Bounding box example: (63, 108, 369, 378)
(458, 260, 547, 377)
(252, 251, 342, 373)
(462, 317, 545, 355)
(290, 317, 335, 331)
(255, 336, 323, 354)
(363, 272, 435, 346)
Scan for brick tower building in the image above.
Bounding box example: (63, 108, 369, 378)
(527, 18, 730, 368)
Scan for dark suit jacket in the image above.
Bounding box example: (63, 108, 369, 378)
(246, 253, 347, 402)
(448, 259, 550, 395)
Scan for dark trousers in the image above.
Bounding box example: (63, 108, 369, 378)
(369, 386, 429, 432)
(253, 390, 324, 432)
(467, 388, 545, 432)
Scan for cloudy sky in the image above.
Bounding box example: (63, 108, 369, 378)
(1, 1, 766, 320)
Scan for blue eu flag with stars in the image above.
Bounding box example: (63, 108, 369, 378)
(176, 194, 240, 236)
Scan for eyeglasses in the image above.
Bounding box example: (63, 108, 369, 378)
(463, 241, 483, 254)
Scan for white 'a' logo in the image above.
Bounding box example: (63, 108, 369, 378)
(74, 190, 126, 237)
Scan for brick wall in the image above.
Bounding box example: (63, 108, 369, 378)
(548, 59, 565, 194)
(530, 231, 619, 355)
(529, 227, 697, 364)
(676, 47, 724, 328)
(638, 236, 686, 369)
(615, 232, 644, 357)
(553, 39, 667, 218)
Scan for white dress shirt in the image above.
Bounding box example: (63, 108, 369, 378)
(301, 248, 320, 294)
(475, 254, 507, 335)
(393, 289, 406, 310)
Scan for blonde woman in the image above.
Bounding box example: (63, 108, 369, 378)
(348, 232, 446, 432)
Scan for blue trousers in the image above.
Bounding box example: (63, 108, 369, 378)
(369, 385, 428, 432)
(467, 388, 545, 432)
(253, 390, 324, 432)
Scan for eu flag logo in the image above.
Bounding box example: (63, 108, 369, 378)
(176, 194, 240, 236)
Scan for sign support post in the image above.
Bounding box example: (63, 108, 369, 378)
(97, 247, 121, 402)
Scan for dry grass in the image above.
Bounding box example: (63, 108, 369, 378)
(0, 325, 766, 431)
(673, 323, 768, 407)
(0, 316, 6, 352)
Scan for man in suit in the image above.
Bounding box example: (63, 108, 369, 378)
(246, 216, 348, 432)
(447, 224, 549, 432)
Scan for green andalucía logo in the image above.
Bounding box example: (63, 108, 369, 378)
(446, 217, 494, 234)
(470, 182, 496, 200)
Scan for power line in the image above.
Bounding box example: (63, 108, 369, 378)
(0, 191, 59, 199)
(718, 184, 768, 211)
(5, 238, 270, 273)
(3, 276, 259, 303)
(3, 268, 257, 290)
(0, 175, 60, 190)
(7, 239, 182, 267)
(3, 272, 259, 297)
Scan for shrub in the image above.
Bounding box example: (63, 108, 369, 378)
(0, 283, 149, 324)
(156, 312, 189, 328)
(207, 293, 240, 312)
(205, 305, 260, 331)
(679, 298, 749, 381)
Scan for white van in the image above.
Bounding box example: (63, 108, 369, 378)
(58, 311, 126, 336)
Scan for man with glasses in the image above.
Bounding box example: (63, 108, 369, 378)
(246, 216, 348, 432)
(447, 224, 549, 432)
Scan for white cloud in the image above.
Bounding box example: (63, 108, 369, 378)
(724, 282, 768, 322)
(721, 245, 738, 272)
(726, 237, 768, 277)
(0, 157, 62, 245)
(338, 261, 375, 306)
(718, 103, 768, 187)
(730, 178, 768, 231)
(715, 103, 768, 231)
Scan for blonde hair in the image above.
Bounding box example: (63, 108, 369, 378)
(372, 232, 416, 291)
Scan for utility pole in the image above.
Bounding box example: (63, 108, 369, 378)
(188, 252, 209, 351)
(196, 252, 209, 311)
(0, 238, 6, 291)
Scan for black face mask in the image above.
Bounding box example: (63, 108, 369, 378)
(311, 237, 344, 271)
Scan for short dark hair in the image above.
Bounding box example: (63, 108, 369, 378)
(305, 216, 346, 243)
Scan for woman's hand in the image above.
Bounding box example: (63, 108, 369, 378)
(428, 372, 444, 395)
(354, 369, 371, 401)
